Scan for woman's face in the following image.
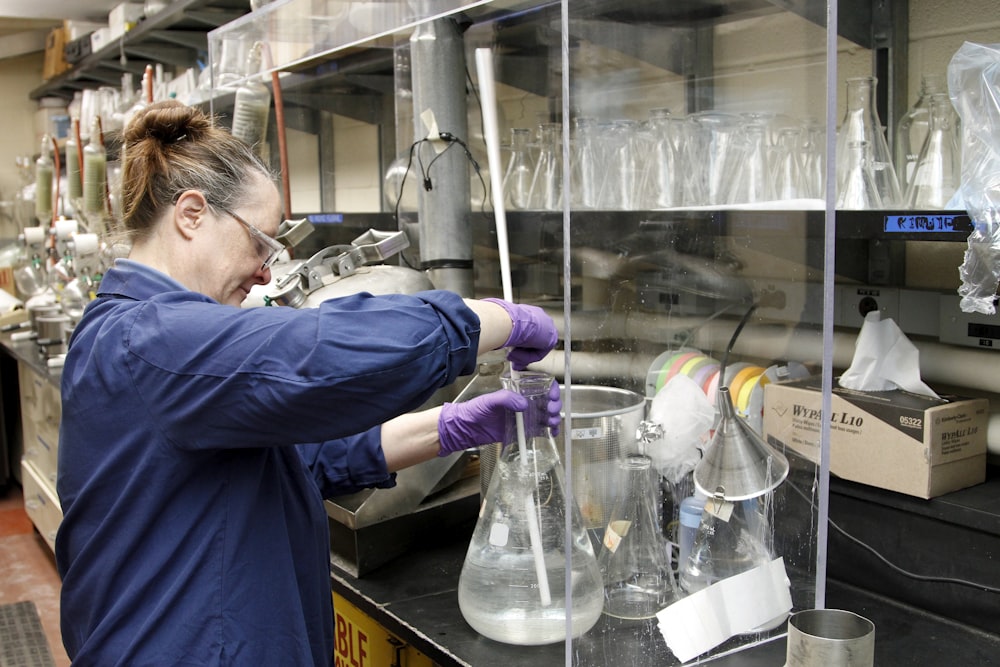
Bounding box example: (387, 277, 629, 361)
(210, 173, 284, 306)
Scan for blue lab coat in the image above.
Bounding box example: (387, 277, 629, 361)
(56, 259, 481, 666)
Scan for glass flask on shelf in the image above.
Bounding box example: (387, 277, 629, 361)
(231, 42, 272, 156)
(82, 117, 108, 233)
(502, 128, 534, 211)
(895, 73, 948, 195)
(904, 93, 961, 210)
(687, 111, 742, 206)
(837, 140, 883, 210)
(645, 108, 682, 208)
(569, 116, 599, 209)
(457, 371, 604, 645)
(836, 77, 901, 207)
(595, 119, 642, 210)
(771, 126, 806, 201)
(526, 122, 563, 211)
(34, 135, 54, 225)
(727, 123, 773, 205)
(598, 453, 678, 620)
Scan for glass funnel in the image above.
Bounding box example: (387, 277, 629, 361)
(457, 371, 604, 645)
(597, 453, 678, 620)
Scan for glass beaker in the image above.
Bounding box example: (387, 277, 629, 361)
(503, 128, 534, 211)
(895, 73, 948, 195)
(836, 77, 901, 207)
(904, 93, 961, 210)
(527, 122, 563, 211)
(598, 454, 678, 620)
(457, 371, 604, 645)
(836, 140, 883, 210)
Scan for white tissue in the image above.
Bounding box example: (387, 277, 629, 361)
(839, 311, 939, 398)
(645, 374, 716, 483)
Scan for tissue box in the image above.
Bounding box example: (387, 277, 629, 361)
(763, 376, 988, 498)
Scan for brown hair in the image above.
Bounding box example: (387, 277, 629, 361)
(117, 100, 274, 240)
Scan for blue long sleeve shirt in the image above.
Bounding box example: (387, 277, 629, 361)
(56, 260, 480, 666)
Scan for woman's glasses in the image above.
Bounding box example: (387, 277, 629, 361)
(222, 208, 285, 271)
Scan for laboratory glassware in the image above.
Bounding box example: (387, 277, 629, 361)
(66, 121, 82, 204)
(727, 123, 774, 205)
(836, 140, 883, 210)
(34, 135, 53, 225)
(457, 371, 604, 645)
(598, 453, 678, 620)
(771, 126, 806, 201)
(231, 42, 272, 155)
(502, 128, 534, 211)
(904, 93, 961, 210)
(646, 108, 682, 209)
(836, 77, 901, 208)
(895, 73, 948, 195)
(527, 123, 563, 211)
(82, 117, 108, 231)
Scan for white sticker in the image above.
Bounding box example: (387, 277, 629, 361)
(571, 426, 605, 440)
(488, 522, 509, 547)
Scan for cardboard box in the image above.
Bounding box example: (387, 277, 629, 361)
(42, 27, 71, 80)
(763, 376, 988, 498)
(109, 2, 145, 41)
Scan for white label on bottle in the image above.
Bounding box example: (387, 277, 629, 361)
(571, 426, 604, 440)
(602, 520, 631, 553)
(704, 497, 734, 522)
(488, 522, 509, 547)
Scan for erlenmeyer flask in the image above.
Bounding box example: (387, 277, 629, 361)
(458, 371, 604, 645)
(570, 117, 599, 209)
(837, 141, 884, 211)
(598, 454, 678, 620)
(837, 140, 883, 210)
(688, 112, 742, 206)
(904, 93, 961, 210)
(727, 124, 774, 205)
(645, 108, 682, 209)
(895, 73, 948, 195)
(836, 77, 901, 207)
(527, 123, 563, 211)
(503, 128, 534, 210)
(771, 126, 806, 201)
(595, 119, 642, 210)
(678, 491, 774, 594)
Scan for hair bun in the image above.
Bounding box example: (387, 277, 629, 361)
(123, 100, 210, 146)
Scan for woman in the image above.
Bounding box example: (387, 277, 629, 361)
(56, 100, 560, 666)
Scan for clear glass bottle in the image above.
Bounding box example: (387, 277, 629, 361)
(231, 42, 272, 155)
(503, 128, 534, 211)
(527, 122, 563, 211)
(836, 140, 883, 210)
(34, 135, 54, 225)
(598, 453, 678, 620)
(836, 77, 901, 207)
(458, 371, 604, 645)
(895, 73, 948, 195)
(904, 93, 961, 210)
(82, 117, 108, 229)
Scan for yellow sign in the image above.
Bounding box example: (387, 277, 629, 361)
(333, 592, 435, 667)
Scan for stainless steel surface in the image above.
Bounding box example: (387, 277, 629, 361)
(785, 609, 875, 667)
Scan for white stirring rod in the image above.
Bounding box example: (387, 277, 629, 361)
(475, 47, 551, 607)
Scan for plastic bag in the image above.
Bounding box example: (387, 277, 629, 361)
(949, 42, 1000, 314)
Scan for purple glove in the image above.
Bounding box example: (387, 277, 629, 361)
(437, 386, 563, 456)
(483, 298, 559, 370)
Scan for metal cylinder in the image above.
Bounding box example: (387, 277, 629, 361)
(785, 609, 875, 667)
(409, 15, 474, 296)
